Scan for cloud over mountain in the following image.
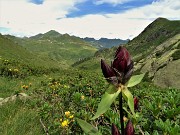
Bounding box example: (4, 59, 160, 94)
(0, 0, 179, 39)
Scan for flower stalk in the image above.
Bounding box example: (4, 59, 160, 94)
(78, 46, 144, 135)
(101, 46, 135, 135)
(119, 91, 124, 135)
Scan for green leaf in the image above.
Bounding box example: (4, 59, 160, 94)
(123, 107, 132, 117)
(122, 88, 135, 115)
(76, 118, 102, 135)
(91, 90, 120, 120)
(106, 85, 117, 94)
(127, 73, 145, 87)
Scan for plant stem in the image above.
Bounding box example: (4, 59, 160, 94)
(119, 92, 124, 135)
(40, 118, 49, 135)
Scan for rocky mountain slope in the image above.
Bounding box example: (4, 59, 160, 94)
(74, 18, 180, 88)
(128, 18, 180, 88)
(135, 34, 180, 88)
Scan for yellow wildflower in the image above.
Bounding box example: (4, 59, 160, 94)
(21, 85, 26, 89)
(59, 118, 63, 122)
(69, 115, 74, 119)
(61, 120, 68, 127)
(54, 82, 58, 85)
(123, 116, 128, 122)
(64, 85, 70, 88)
(29, 83, 32, 86)
(81, 95, 85, 100)
(65, 111, 70, 117)
(14, 69, 19, 72)
(25, 85, 29, 90)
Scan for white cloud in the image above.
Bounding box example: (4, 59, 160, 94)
(56, 0, 180, 39)
(0, 0, 180, 39)
(0, 0, 84, 35)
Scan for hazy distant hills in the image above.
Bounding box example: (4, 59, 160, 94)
(74, 18, 180, 88)
(82, 37, 129, 49)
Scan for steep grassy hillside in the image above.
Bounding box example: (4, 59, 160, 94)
(0, 34, 58, 68)
(135, 34, 180, 88)
(6, 30, 97, 67)
(73, 18, 180, 88)
(126, 17, 180, 61)
(72, 47, 118, 71)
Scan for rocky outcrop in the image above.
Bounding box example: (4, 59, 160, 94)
(0, 93, 29, 106)
(153, 59, 180, 88)
(134, 34, 180, 88)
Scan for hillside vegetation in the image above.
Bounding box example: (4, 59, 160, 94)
(0, 34, 59, 68)
(5, 30, 97, 68)
(0, 17, 180, 135)
(74, 18, 180, 88)
(127, 17, 180, 60)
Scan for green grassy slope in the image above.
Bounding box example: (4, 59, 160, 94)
(126, 17, 180, 61)
(72, 47, 118, 71)
(72, 18, 180, 88)
(0, 34, 59, 68)
(74, 18, 180, 70)
(1, 69, 179, 134)
(0, 34, 35, 63)
(0, 100, 43, 135)
(6, 30, 97, 67)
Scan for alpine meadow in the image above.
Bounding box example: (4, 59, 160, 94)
(0, 17, 180, 135)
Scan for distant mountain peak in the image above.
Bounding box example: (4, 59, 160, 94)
(154, 17, 169, 22)
(44, 30, 61, 36)
(30, 30, 62, 39)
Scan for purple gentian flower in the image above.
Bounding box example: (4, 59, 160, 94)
(101, 46, 133, 86)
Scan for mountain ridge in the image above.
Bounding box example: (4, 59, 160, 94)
(29, 30, 129, 49)
(126, 17, 180, 61)
(2, 31, 98, 68)
(73, 17, 180, 88)
(82, 37, 129, 49)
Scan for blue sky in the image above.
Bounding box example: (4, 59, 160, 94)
(29, 0, 44, 5)
(67, 0, 154, 18)
(0, 0, 180, 39)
